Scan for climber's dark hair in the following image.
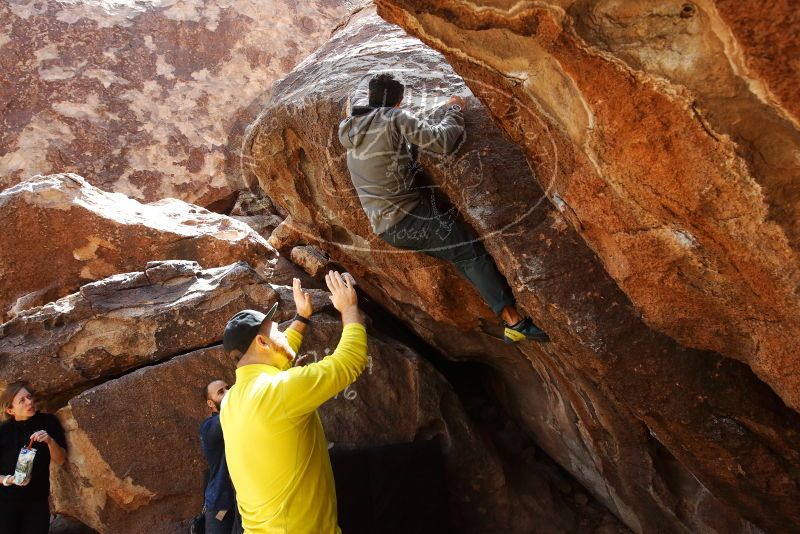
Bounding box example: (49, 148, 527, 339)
(368, 73, 404, 108)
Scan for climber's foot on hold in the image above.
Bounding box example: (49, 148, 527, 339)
(504, 317, 550, 344)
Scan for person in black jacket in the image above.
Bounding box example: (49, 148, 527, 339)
(0, 382, 67, 534)
(199, 379, 241, 534)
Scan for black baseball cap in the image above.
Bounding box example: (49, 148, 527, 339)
(223, 303, 279, 356)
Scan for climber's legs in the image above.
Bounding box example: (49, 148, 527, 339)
(500, 306, 523, 326)
(378, 197, 515, 315)
(379, 196, 549, 342)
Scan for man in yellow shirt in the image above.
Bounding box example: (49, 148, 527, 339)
(220, 271, 367, 533)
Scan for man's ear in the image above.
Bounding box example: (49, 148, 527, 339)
(206, 399, 215, 410)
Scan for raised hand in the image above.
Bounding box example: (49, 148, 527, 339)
(292, 277, 313, 318)
(325, 271, 358, 314)
(445, 95, 467, 111)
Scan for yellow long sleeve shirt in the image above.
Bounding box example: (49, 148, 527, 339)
(220, 323, 368, 533)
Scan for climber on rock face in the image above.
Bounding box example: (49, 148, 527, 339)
(219, 273, 368, 533)
(338, 71, 549, 343)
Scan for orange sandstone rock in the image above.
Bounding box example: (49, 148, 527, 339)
(244, 10, 800, 532)
(0, 174, 275, 320)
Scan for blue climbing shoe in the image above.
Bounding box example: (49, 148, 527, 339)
(504, 317, 550, 343)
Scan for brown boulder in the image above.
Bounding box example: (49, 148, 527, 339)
(243, 11, 800, 532)
(295, 314, 512, 533)
(309, 313, 626, 533)
(0, 0, 360, 207)
(375, 0, 800, 413)
(290, 245, 335, 278)
(263, 255, 326, 290)
(0, 260, 275, 407)
(49, 309, 608, 534)
(51, 345, 236, 533)
(0, 174, 275, 320)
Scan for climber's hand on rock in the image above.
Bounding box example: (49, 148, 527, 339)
(326, 270, 362, 327)
(446, 96, 467, 111)
(326, 271, 357, 313)
(292, 277, 313, 319)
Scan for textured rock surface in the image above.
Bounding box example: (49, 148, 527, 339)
(229, 191, 283, 238)
(0, 0, 359, 207)
(291, 245, 335, 277)
(0, 261, 274, 407)
(46, 305, 619, 533)
(298, 314, 509, 533)
(51, 345, 237, 533)
(0, 174, 275, 320)
(243, 11, 800, 533)
(712, 0, 800, 124)
(375, 0, 800, 413)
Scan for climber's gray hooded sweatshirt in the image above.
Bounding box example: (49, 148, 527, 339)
(338, 93, 465, 235)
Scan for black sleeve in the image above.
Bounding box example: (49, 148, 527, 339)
(0, 422, 18, 474)
(198, 417, 222, 463)
(206, 416, 223, 445)
(45, 414, 68, 451)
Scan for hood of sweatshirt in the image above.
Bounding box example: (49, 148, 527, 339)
(337, 106, 384, 149)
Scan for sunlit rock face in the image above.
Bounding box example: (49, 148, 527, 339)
(0, 173, 275, 321)
(244, 10, 800, 533)
(0, 0, 358, 208)
(374, 0, 800, 415)
(0, 261, 275, 407)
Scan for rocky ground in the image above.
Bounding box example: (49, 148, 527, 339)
(1, 1, 798, 533)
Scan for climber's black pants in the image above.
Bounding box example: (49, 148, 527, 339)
(379, 197, 515, 315)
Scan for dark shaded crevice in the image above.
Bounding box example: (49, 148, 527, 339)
(353, 284, 628, 530)
(49, 515, 99, 534)
(646, 435, 764, 533)
(330, 2, 374, 38)
(204, 190, 240, 214)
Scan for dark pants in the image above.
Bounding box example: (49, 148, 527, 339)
(379, 198, 515, 315)
(205, 507, 242, 534)
(0, 499, 49, 534)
